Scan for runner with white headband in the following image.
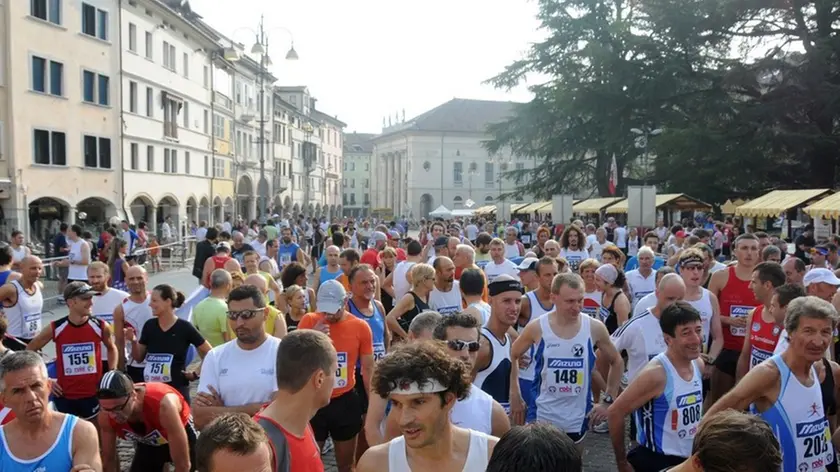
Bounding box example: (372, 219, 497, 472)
(357, 341, 498, 471)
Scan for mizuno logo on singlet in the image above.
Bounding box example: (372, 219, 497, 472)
(62, 344, 93, 354)
(548, 358, 584, 369)
(730, 306, 753, 316)
(796, 418, 828, 437)
(676, 391, 702, 407)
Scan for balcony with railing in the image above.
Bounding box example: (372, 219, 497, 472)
(273, 175, 291, 193)
(213, 91, 233, 112)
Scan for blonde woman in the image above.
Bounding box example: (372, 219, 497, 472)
(229, 271, 245, 290)
(283, 284, 308, 332)
(385, 263, 434, 339)
(579, 258, 602, 319)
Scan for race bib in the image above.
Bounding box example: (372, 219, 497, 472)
(61, 342, 97, 376)
(279, 253, 292, 265)
(673, 391, 703, 438)
(567, 256, 583, 272)
(373, 343, 386, 362)
(23, 313, 41, 337)
(334, 352, 348, 388)
(598, 306, 610, 323)
(546, 358, 585, 396)
(750, 347, 772, 368)
(796, 417, 833, 470)
(143, 353, 173, 383)
(97, 313, 114, 325)
(729, 306, 753, 337)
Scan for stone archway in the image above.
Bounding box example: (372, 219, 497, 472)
(186, 196, 198, 225)
(213, 197, 223, 223)
(223, 197, 234, 222)
(128, 194, 155, 226)
(28, 197, 71, 248)
(237, 175, 254, 222)
(199, 197, 211, 224)
(283, 196, 292, 213)
(420, 194, 434, 218)
(76, 197, 117, 232)
(157, 195, 180, 240)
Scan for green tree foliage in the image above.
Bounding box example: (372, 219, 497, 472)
(487, 0, 840, 203)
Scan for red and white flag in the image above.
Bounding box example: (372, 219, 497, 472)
(608, 154, 618, 196)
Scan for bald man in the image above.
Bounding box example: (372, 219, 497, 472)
(232, 274, 287, 339)
(544, 240, 561, 260)
(112, 265, 153, 380)
(314, 245, 343, 294)
(0, 255, 44, 348)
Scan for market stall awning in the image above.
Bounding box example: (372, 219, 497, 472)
(511, 203, 530, 213)
(803, 192, 840, 220)
(573, 197, 626, 214)
(474, 205, 495, 215)
(720, 198, 746, 215)
(516, 201, 551, 214)
(605, 193, 712, 214)
(735, 189, 832, 218)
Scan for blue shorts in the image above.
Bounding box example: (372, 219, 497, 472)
(519, 378, 537, 423)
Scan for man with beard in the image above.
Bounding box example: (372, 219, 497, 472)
(88, 262, 127, 373)
(192, 284, 281, 430)
(483, 239, 520, 283)
(299, 280, 374, 472)
(429, 257, 462, 315)
(357, 342, 498, 471)
(474, 233, 494, 268)
(277, 226, 306, 271)
(559, 226, 589, 273)
(112, 265, 154, 381)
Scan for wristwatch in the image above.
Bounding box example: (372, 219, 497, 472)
(603, 394, 615, 404)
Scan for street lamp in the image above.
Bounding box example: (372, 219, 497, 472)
(230, 16, 298, 222)
(467, 161, 478, 201)
(302, 122, 314, 215)
(630, 127, 662, 186)
(492, 154, 512, 221)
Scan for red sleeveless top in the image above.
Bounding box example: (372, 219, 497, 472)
(719, 265, 759, 351)
(204, 255, 231, 288)
(748, 305, 781, 369)
(109, 383, 192, 446)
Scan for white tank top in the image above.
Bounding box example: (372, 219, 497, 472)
(533, 314, 595, 435)
(636, 353, 702, 458)
(122, 294, 153, 368)
(393, 261, 416, 308)
(503, 243, 520, 259)
(387, 429, 491, 471)
(583, 290, 602, 319)
(10, 246, 26, 264)
(474, 327, 511, 413)
(450, 384, 494, 435)
(760, 355, 832, 471)
(92, 288, 128, 362)
(4, 280, 44, 339)
(429, 281, 462, 315)
(520, 291, 554, 382)
(67, 239, 88, 281)
(467, 301, 491, 326)
(685, 288, 714, 350)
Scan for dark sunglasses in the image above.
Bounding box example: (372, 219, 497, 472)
(100, 394, 131, 413)
(447, 339, 480, 353)
(226, 309, 262, 321)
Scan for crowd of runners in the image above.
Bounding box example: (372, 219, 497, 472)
(0, 213, 837, 471)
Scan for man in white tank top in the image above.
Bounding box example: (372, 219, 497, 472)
(511, 273, 622, 447)
(58, 224, 91, 283)
(429, 257, 462, 316)
(433, 313, 510, 437)
(0, 256, 44, 344)
(88, 262, 128, 372)
(386, 240, 423, 308)
(706, 296, 837, 472)
(607, 301, 706, 472)
(678, 250, 723, 373)
(356, 342, 498, 472)
(8, 230, 30, 271)
(112, 265, 153, 382)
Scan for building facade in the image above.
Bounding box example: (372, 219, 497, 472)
(1, 0, 123, 245)
(343, 133, 375, 218)
(372, 98, 533, 219)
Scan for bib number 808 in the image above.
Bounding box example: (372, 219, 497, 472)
(681, 404, 701, 426)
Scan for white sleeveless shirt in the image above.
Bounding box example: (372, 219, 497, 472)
(450, 384, 494, 435)
(387, 429, 491, 471)
(10, 246, 26, 265)
(92, 288, 128, 362)
(122, 294, 153, 368)
(67, 239, 88, 281)
(520, 290, 554, 382)
(429, 281, 462, 315)
(533, 314, 595, 435)
(467, 301, 491, 326)
(4, 280, 44, 339)
(474, 327, 511, 413)
(685, 288, 714, 350)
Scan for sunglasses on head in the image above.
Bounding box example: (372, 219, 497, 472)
(447, 339, 480, 353)
(226, 309, 262, 321)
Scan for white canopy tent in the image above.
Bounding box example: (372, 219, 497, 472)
(451, 209, 475, 217)
(429, 205, 452, 218)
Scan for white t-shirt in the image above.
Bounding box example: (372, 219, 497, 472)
(250, 239, 267, 258)
(614, 226, 627, 248)
(559, 248, 589, 272)
(198, 336, 280, 406)
(632, 292, 657, 318)
(466, 225, 479, 241)
(626, 269, 657, 309)
(586, 234, 598, 251)
(483, 259, 520, 283)
(429, 281, 462, 315)
(611, 309, 667, 382)
(393, 261, 417, 307)
(588, 240, 614, 263)
(92, 288, 128, 362)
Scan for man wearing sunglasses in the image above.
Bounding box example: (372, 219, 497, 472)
(27, 281, 118, 423)
(679, 249, 723, 380)
(97, 370, 196, 472)
(433, 313, 510, 437)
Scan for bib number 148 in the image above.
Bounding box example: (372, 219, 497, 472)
(554, 369, 578, 384)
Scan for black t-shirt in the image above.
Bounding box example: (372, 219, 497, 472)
(139, 318, 205, 389)
(794, 234, 816, 261)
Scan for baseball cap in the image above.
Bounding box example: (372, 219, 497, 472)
(317, 280, 347, 314)
(371, 231, 388, 243)
(675, 230, 687, 238)
(517, 257, 539, 272)
(811, 246, 829, 256)
(216, 241, 231, 252)
(387, 230, 401, 241)
(63, 282, 99, 301)
(803, 268, 840, 287)
(434, 236, 449, 247)
(97, 370, 134, 399)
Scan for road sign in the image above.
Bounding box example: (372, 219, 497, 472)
(552, 195, 575, 224)
(627, 186, 657, 228)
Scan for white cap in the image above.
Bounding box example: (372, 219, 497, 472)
(317, 280, 347, 314)
(803, 268, 840, 287)
(517, 257, 539, 271)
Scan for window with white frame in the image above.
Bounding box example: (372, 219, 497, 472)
(83, 135, 111, 169)
(129, 81, 137, 112)
(145, 31, 153, 59)
(162, 94, 182, 139)
(184, 151, 191, 175)
(82, 70, 109, 106)
(162, 41, 176, 71)
(128, 23, 137, 52)
(130, 142, 139, 170)
(182, 52, 189, 78)
(164, 148, 178, 173)
(146, 87, 153, 117)
(453, 161, 463, 187)
(146, 145, 154, 171)
(204, 155, 209, 176)
(33, 129, 66, 166)
(203, 66, 209, 88)
(31, 56, 63, 96)
(81, 3, 108, 40)
(203, 110, 209, 134)
(214, 158, 225, 177)
(182, 102, 190, 128)
(31, 0, 61, 24)
(485, 162, 494, 186)
(213, 114, 224, 138)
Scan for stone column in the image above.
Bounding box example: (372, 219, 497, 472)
(66, 206, 77, 225)
(150, 207, 158, 235)
(248, 197, 257, 222)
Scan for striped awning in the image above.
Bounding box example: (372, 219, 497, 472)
(720, 198, 746, 215)
(572, 197, 626, 214)
(473, 205, 495, 215)
(735, 189, 832, 218)
(803, 193, 840, 220)
(515, 201, 551, 214)
(605, 193, 712, 214)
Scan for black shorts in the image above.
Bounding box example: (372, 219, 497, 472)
(714, 348, 740, 377)
(627, 445, 685, 471)
(3, 336, 30, 351)
(102, 360, 110, 373)
(53, 395, 100, 420)
(130, 421, 197, 472)
(310, 389, 363, 443)
(126, 365, 145, 383)
(567, 431, 586, 444)
(354, 370, 368, 415)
